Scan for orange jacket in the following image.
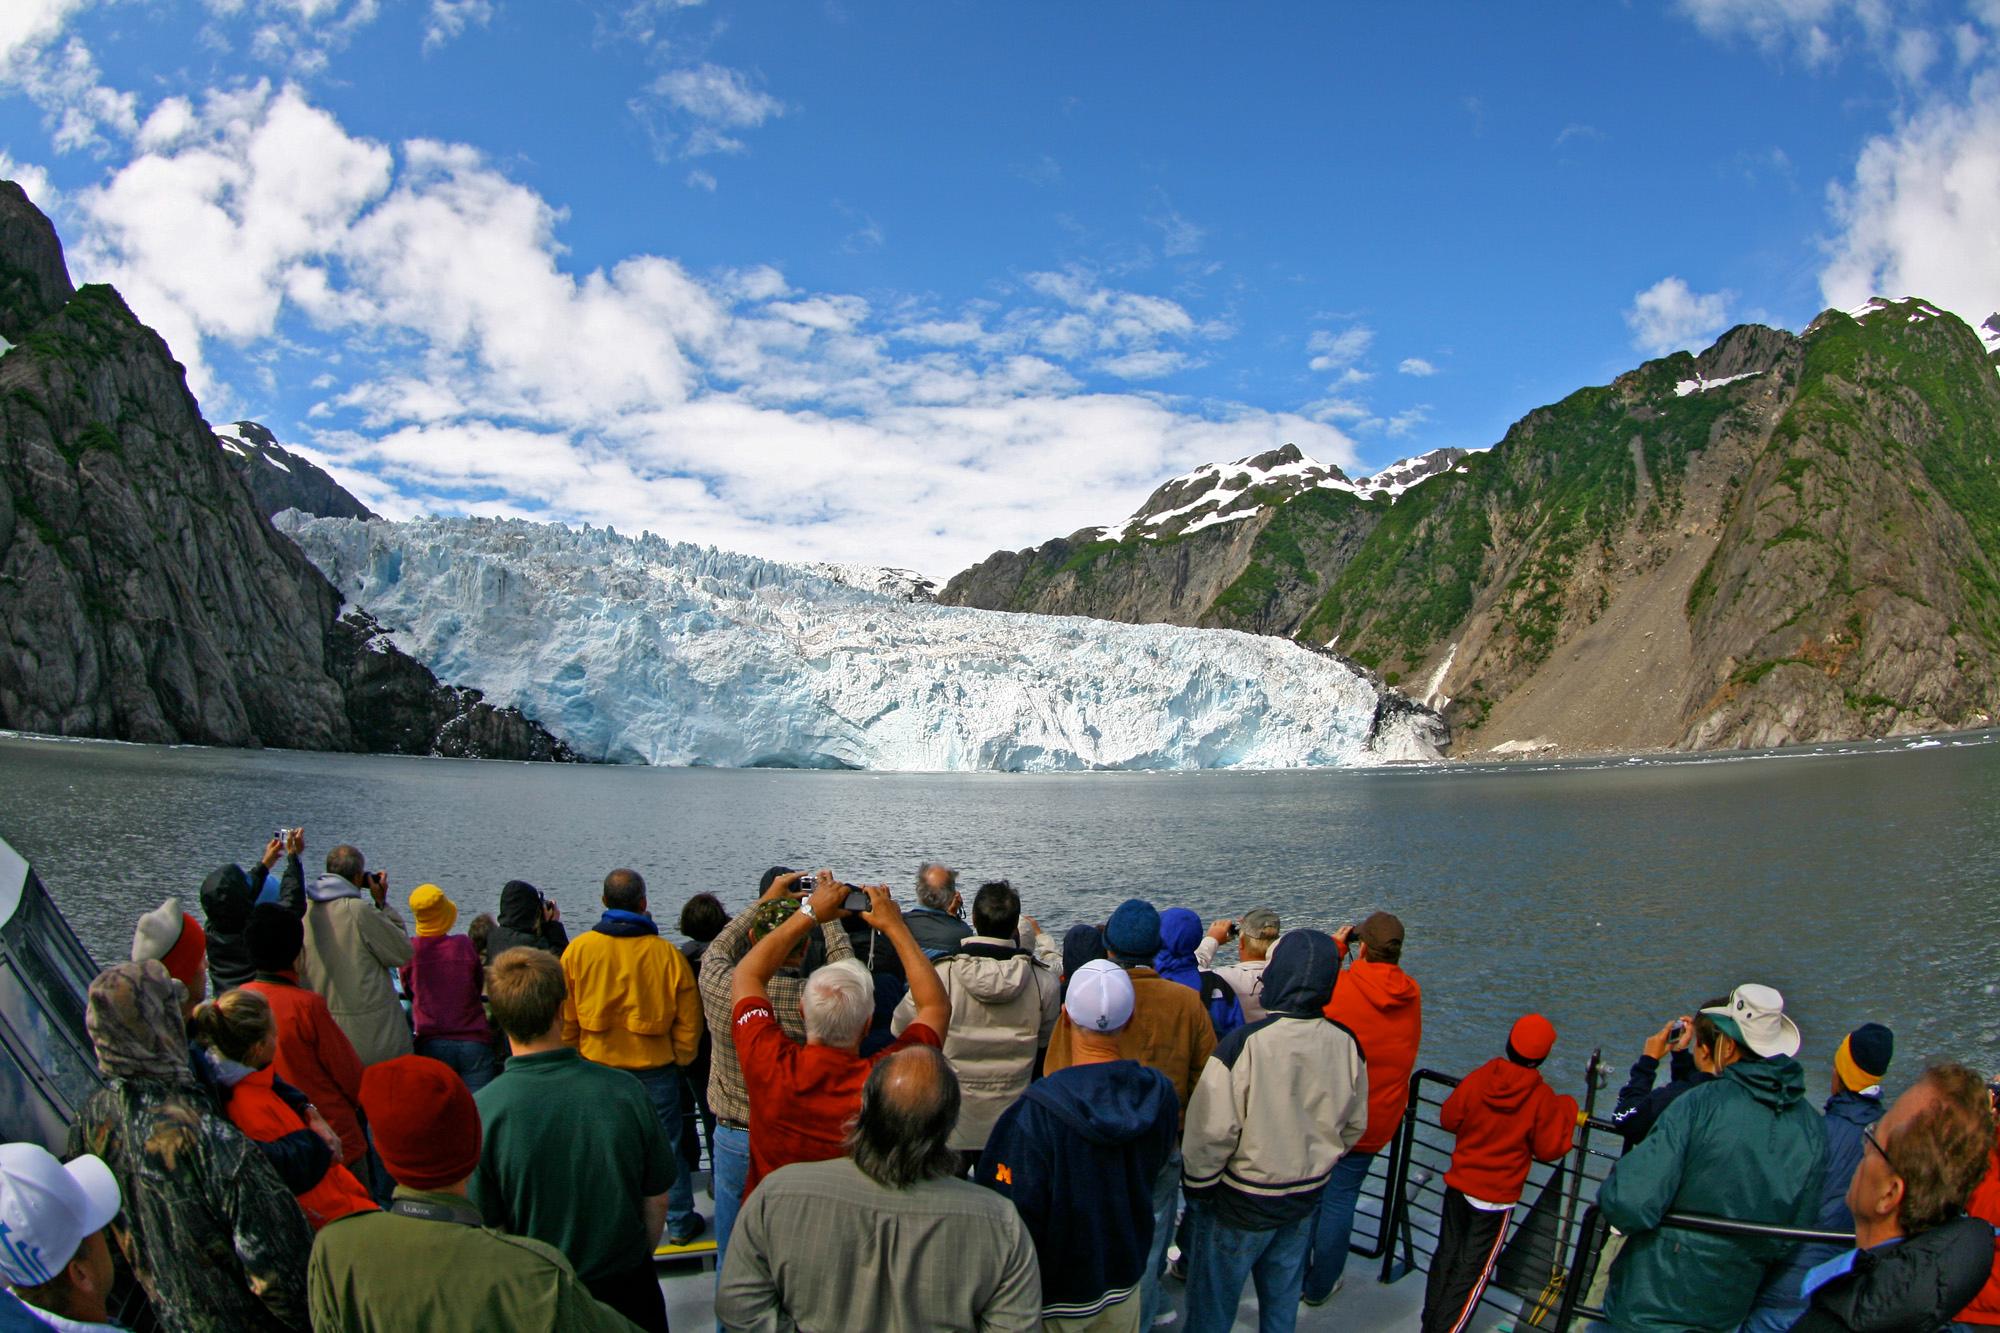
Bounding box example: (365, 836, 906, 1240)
(1440, 1058, 1578, 1205)
(242, 972, 368, 1165)
(1957, 1137, 2000, 1324)
(560, 926, 702, 1069)
(221, 1064, 377, 1230)
(1324, 957, 1423, 1154)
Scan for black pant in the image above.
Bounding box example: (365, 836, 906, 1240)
(1421, 1187, 1510, 1333)
(585, 1262, 669, 1333)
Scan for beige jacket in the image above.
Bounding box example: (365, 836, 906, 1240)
(301, 875, 415, 1066)
(891, 935, 1060, 1151)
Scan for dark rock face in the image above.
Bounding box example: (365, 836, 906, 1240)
(0, 180, 578, 762)
(330, 612, 578, 761)
(217, 421, 378, 522)
(943, 306, 2000, 754)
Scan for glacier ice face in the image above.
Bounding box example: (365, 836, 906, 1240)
(277, 513, 1443, 771)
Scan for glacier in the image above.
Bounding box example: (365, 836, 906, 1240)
(277, 513, 1445, 771)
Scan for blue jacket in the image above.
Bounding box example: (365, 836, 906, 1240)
(978, 1059, 1179, 1321)
(1819, 1088, 1885, 1232)
(1611, 1048, 1715, 1147)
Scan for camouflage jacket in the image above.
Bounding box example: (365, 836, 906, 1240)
(68, 1077, 313, 1333)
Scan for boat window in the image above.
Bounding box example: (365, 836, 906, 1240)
(0, 961, 100, 1117)
(0, 1045, 71, 1155)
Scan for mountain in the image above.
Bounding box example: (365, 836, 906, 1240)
(0, 180, 573, 760)
(947, 299, 2000, 755)
(277, 512, 1448, 770)
(216, 420, 378, 521)
(939, 443, 1473, 637)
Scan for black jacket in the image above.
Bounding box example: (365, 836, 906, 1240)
(1611, 1048, 1715, 1147)
(1789, 1214, 1996, 1333)
(487, 880, 570, 958)
(201, 857, 303, 994)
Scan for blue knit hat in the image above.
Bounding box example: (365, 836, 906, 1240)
(1104, 899, 1161, 958)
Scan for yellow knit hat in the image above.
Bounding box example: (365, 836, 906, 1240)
(409, 884, 457, 938)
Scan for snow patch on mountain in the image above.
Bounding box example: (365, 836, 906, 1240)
(276, 513, 1444, 771)
(1674, 370, 1762, 397)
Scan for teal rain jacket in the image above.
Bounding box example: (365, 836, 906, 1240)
(1599, 1056, 1828, 1332)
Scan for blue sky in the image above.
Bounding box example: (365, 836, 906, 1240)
(3, 1, 1998, 574)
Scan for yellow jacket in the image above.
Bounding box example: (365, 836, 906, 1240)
(560, 925, 702, 1069)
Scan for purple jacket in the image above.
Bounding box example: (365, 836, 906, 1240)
(400, 934, 491, 1043)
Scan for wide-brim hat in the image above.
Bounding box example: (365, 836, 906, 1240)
(1702, 983, 1801, 1059)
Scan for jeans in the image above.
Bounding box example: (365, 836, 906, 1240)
(1183, 1199, 1314, 1333)
(711, 1123, 751, 1293)
(625, 1064, 697, 1235)
(416, 1036, 497, 1094)
(1302, 1149, 1374, 1301)
(1142, 1150, 1182, 1328)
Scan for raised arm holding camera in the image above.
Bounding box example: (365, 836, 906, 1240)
(729, 873, 951, 1205)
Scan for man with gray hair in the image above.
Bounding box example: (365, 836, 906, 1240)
(1195, 907, 1281, 1023)
(730, 873, 950, 1203)
(907, 862, 972, 959)
(718, 1045, 1041, 1332)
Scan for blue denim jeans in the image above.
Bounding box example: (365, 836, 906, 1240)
(1184, 1199, 1314, 1333)
(415, 1036, 497, 1094)
(1142, 1149, 1182, 1328)
(1302, 1149, 1374, 1301)
(711, 1123, 750, 1324)
(624, 1064, 696, 1234)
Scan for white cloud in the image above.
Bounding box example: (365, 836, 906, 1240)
(1306, 325, 1372, 372)
(1398, 357, 1438, 376)
(1385, 405, 1431, 437)
(1822, 70, 2000, 323)
(423, 0, 493, 52)
(1147, 202, 1205, 257)
(205, 0, 384, 76)
(0, 0, 91, 67)
(65, 85, 1348, 575)
(4, 36, 138, 152)
(0, 150, 55, 208)
(637, 62, 785, 159)
(1554, 123, 1605, 147)
(1625, 276, 1733, 356)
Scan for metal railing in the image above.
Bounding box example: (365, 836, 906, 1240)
(1371, 1052, 1861, 1331)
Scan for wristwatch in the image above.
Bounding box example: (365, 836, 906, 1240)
(797, 898, 820, 923)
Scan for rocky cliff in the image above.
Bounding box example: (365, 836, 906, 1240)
(218, 420, 378, 522)
(0, 180, 575, 761)
(946, 302, 2000, 755)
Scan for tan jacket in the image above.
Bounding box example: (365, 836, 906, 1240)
(891, 936, 1060, 1151)
(300, 875, 414, 1066)
(1043, 966, 1214, 1126)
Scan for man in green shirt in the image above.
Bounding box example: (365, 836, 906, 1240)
(474, 946, 676, 1333)
(307, 1054, 633, 1332)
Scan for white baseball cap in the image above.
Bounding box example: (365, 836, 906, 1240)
(1065, 959, 1135, 1033)
(1701, 983, 1802, 1059)
(0, 1143, 120, 1287)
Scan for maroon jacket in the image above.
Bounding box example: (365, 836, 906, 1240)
(400, 934, 491, 1044)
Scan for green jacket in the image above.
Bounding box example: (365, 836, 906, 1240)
(307, 1188, 638, 1332)
(1599, 1056, 1827, 1332)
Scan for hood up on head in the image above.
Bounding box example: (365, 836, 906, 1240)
(1261, 930, 1338, 1016)
(86, 961, 190, 1082)
(497, 880, 544, 932)
(199, 864, 256, 933)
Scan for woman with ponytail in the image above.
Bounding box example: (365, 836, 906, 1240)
(188, 989, 378, 1230)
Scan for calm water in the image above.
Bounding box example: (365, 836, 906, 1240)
(4, 731, 1999, 1099)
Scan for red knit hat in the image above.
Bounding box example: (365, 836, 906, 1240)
(1508, 1013, 1557, 1063)
(131, 899, 206, 1000)
(359, 1056, 482, 1191)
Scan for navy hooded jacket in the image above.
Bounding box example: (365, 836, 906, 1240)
(978, 1058, 1179, 1321)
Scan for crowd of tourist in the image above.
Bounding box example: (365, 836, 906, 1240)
(1, 828, 1998, 1333)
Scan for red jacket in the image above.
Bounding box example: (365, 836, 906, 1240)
(1440, 1056, 1578, 1205)
(220, 1064, 376, 1230)
(242, 972, 368, 1165)
(1957, 1137, 2000, 1324)
(1324, 958, 1422, 1154)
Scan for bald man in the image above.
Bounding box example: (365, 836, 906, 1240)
(717, 1047, 1041, 1333)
